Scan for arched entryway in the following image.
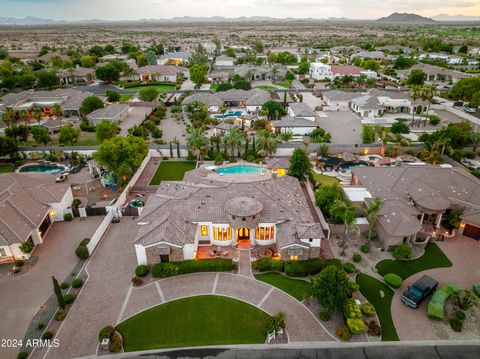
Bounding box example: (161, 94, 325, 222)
(237, 228, 251, 248)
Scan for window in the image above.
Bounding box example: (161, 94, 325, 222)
(255, 227, 259, 239)
(260, 227, 265, 240)
(0, 248, 6, 257)
(201, 225, 208, 236)
(289, 255, 299, 261)
(242, 217, 246, 221)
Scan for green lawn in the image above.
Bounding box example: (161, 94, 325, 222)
(120, 94, 133, 102)
(127, 84, 176, 92)
(116, 295, 269, 351)
(274, 82, 290, 88)
(255, 85, 277, 90)
(149, 160, 197, 185)
(376, 243, 452, 280)
(254, 272, 312, 301)
(0, 163, 14, 173)
(310, 171, 339, 187)
(356, 273, 399, 341)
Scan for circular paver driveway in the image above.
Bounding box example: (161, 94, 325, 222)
(391, 237, 480, 340)
(120, 272, 335, 343)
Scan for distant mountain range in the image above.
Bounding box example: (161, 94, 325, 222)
(0, 13, 478, 25)
(376, 13, 435, 23)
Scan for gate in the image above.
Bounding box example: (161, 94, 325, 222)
(122, 206, 139, 217)
(85, 207, 107, 216)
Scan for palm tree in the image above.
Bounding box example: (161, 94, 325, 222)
(470, 132, 480, 154)
(373, 125, 387, 155)
(362, 198, 382, 241)
(19, 109, 29, 128)
(422, 85, 438, 120)
(319, 143, 329, 157)
(245, 70, 254, 83)
(186, 127, 210, 162)
(52, 104, 64, 117)
(280, 130, 293, 143)
(223, 128, 245, 157)
(32, 108, 43, 124)
(409, 85, 421, 126)
(218, 102, 228, 117)
(329, 199, 357, 256)
(255, 130, 279, 157)
(1, 107, 16, 128)
(271, 65, 279, 83)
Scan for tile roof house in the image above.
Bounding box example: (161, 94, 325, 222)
(134, 170, 329, 265)
(86, 103, 130, 125)
(397, 63, 471, 84)
(36, 52, 69, 63)
(347, 165, 480, 248)
(58, 66, 95, 85)
(309, 63, 377, 81)
(0, 173, 73, 262)
(322, 90, 366, 111)
(158, 52, 191, 66)
(136, 65, 188, 83)
(350, 89, 420, 118)
(272, 102, 319, 135)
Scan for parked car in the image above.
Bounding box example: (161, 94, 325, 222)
(401, 275, 438, 309)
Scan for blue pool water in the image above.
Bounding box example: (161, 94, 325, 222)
(18, 164, 66, 174)
(212, 111, 244, 119)
(216, 166, 264, 175)
(339, 161, 369, 169)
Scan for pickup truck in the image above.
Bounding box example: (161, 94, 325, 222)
(401, 275, 438, 309)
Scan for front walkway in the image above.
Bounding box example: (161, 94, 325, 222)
(391, 236, 480, 341)
(118, 272, 335, 343)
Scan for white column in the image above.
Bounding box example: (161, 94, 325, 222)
(435, 213, 443, 228)
(419, 212, 425, 225)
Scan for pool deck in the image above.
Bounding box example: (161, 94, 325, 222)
(206, 172, 273, 182)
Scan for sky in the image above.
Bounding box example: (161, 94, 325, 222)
(0, 0, 479, 20)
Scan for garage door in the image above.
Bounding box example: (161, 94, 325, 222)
(463, 224, 480, 240)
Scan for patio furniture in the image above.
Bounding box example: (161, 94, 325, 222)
(223, 251, 228, 257)
(209, 250, 215, 257)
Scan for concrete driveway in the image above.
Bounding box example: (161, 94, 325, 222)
(46, 219, 139, 359)
(316, 111, 363, 144)
(119, 106, 155, 135)
(391, 236, 480, 341)
(0, 217, 103, 359)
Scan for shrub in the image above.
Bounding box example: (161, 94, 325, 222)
(360, 244, 370, 253)
(450, 318, 463, 332)
(325, 258, 343, 270)
(455, 310, 466, 321)
(352, 254, 362, 263)
(284, 258, 324, 277)
(343, 263, 356, 273)
(152, 259, 236, 278)
(72, 198, 82, 208)
(392, 244, 412, 260)
(458, 289, 478, 310)
(132, 277, 143, 286)
(37, 321, 45, 330)
(63, 213, 73, 221)
(135, 265, 149, 277)
(17, 352, 29, 359)
(344, 299, 365, 334)
(72, 278, 84, 288)
(360, 302, 376, 316)
(335, 324, 352, 341)
(55, 309, 66, 321)
(367, 320, 381, 336)
(75, 245, 89, 260)
(63, 293, 76, 304)
(428, 284, 462, 320)
(319, 310, 331, 321)
(252, 257, 284, 272)
(42, 331, 54, 340)
(384, 273, 404, 288)
(109, 335, 123, 353)
(428, 115, 441, 125)
(98, 325, 115, 342)
(79, 238, 90, 247)
(60, 281, 70, 289)
(19, 241, 34, 254)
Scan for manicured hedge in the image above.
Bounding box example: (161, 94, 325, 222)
(384, 273, 403, 288)
(427, 284, 462, 320)
(284, 258, 324, 277)
(252, 257, 284, 272)
(360, 302, 376, 316)
(343, 263, 356, 273)
(152, 259, 236, 278)
(343, 299, 365, 334)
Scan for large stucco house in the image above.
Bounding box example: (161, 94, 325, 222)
(345, 165, 480, 249)
(0, 173, 73, 262)
(134, 168, 329, 265)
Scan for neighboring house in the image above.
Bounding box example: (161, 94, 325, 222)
(36, 52, 69, 63)
(158, 52, 191, 65)
(136, 65, 188, 83)
(376, 45, 414, 54)
(0, 173, 73, 262)
(350, 89, 421, 118)
(351, 50, 385, 61)
(214, 56, 235, 70)
(322, 90, 366, 111)
(288, 103, 316, 121)
(182, 92, 222, 112)
(397, 63, 471, 84)
(100, 54, 128, 62)
(309, 63, 376, 81)
(134, 170, 328, 265)
(58, 66, 95, 85)
(208, 70, 230, 83)
(234, 65, 287, 81)
(273, 102, 319, 135)
(330, 45, 362, 55)
(217, 89, 272, 112)
(86, 104, 129, 125)
(40, 118, 75, 134)
(0, 89, 93, 118)
(346, 165, 480, 249)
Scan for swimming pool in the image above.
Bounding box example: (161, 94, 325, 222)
(212, 111, 244, 119)
(17, 163, 68, 175)
(216, 165, 264, 175)
(339, 161, 369, 169)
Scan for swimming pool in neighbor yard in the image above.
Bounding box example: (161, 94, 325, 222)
(212, 111, 244, 119)
(216, 166, 264, 175)
(17, 163, 68, 175)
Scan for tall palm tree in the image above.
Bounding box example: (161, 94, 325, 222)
(280, 130, 293, 143)
(373, 124, 387, 155)
(422, 85, 438, 119)
(271, 65, 279, 83)
(470, 132, 480, 154)
(409, 85, 421, 127)
(1, 107, 16, 128)
(319, 143, 329, 157)
(362, 198, 382, 241)
(255, 130, 279, 157)
(19, 109, 29, 128)
(218, 102, 228, 117)
(186, 127, 210, 162)
(245, 70, 254, 83)
(223, 128, 245, 157)
(52, 104, 64, 117)
(329, 199, 357, 256)
(32, 108, 43, 124)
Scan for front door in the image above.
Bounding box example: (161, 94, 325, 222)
(159, 254, 170, 263)
(237, 228, 250, 240)
(463, 224, 480, 240)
